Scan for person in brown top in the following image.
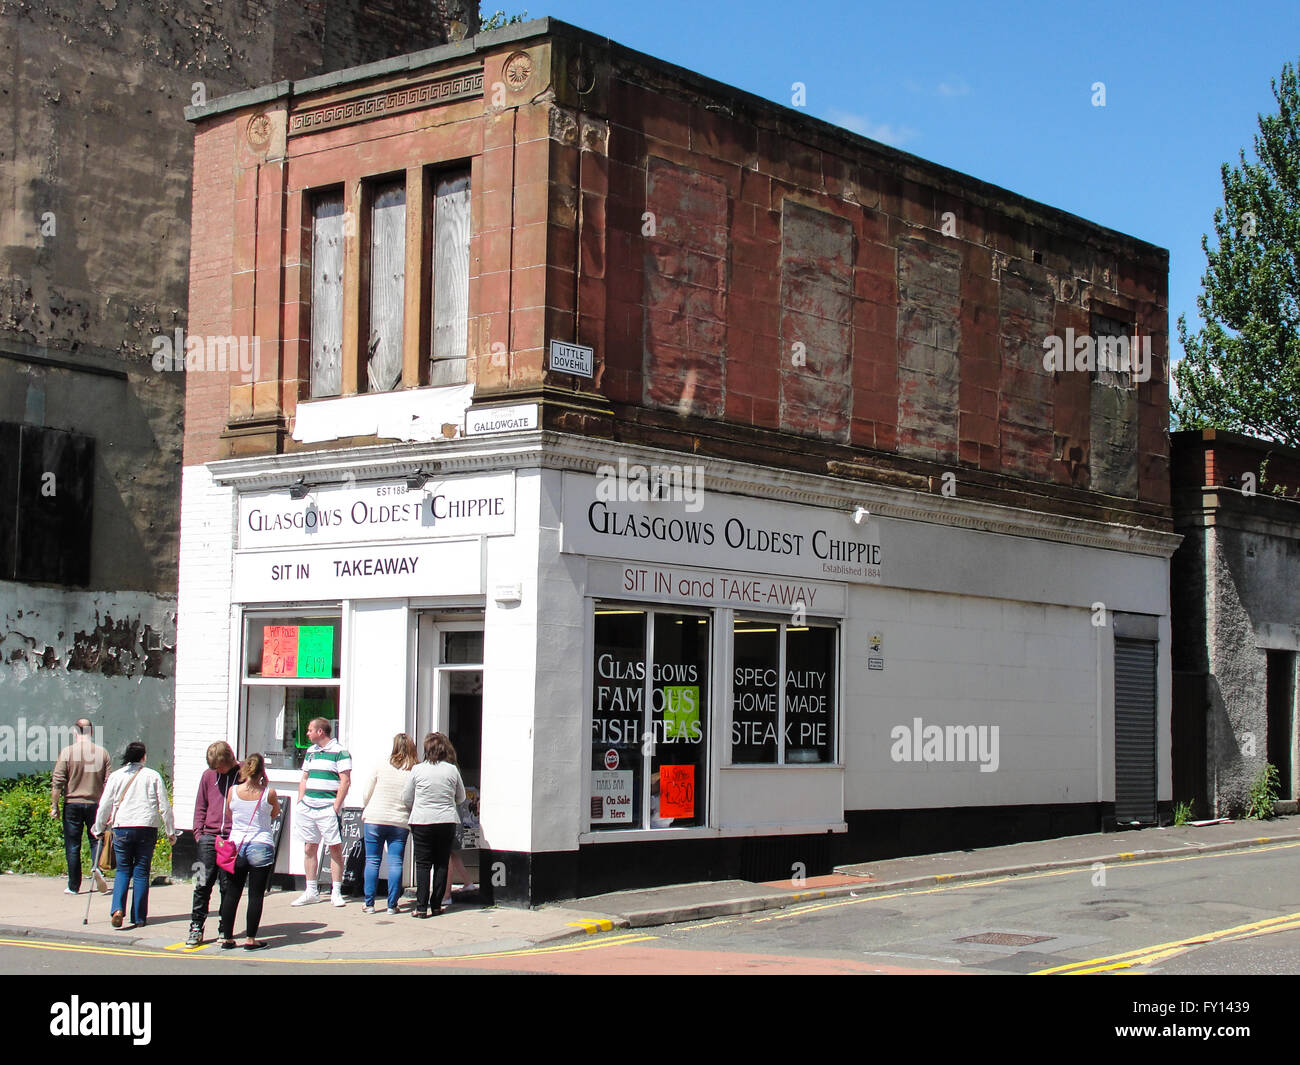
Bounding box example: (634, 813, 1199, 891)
(49, 718, 111, 895)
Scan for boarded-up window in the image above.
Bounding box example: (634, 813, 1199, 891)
(310, 192, 345, 398)
(430, 170, 471, 386)
(367, 181, 406, 392)
(0, 422, 94, 586)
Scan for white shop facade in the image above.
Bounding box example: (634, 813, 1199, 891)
(173, 432, 1179, 904)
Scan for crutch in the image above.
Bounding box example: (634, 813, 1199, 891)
(83, 837, 104, 925)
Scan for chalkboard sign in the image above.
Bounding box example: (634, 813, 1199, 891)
(340, 808, 364, 895)
(270, 794, 290, 868)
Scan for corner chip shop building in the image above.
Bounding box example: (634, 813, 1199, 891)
(174, 21, 1179, 904)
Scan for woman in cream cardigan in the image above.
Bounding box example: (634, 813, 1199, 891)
(94, 742, 175, 929)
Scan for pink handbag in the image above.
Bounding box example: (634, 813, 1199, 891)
(216, 787, 264, 874)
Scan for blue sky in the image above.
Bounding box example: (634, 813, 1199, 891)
(519, 0, 1300, 363)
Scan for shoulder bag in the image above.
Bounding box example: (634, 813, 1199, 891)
(97, 768, 146, 872)
(216, 787, 266, 874)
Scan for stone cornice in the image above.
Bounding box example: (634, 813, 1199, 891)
(206, 432, 1182, 558)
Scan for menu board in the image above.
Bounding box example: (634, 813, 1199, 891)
(262, 624, 335, 680)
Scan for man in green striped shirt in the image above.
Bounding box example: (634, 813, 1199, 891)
(292, 718, 352, 907)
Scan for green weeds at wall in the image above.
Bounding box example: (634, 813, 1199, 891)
(1244, 763, 1281, 820)
(0, 768, 173, 880)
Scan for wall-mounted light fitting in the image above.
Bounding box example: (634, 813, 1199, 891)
(406, 464, 440, 491)
(288, 477, 312, 499)
(852, 505, 870, 525)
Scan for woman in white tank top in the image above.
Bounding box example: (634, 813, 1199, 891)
(218, 753, 280, 950)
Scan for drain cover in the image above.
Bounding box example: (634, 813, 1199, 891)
(955, 931, 1055, 947)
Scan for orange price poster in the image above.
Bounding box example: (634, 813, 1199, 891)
(263, 625, 299, 678)
(658, 764, 694, 819)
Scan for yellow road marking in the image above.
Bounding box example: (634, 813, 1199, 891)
(567, 918, 615, 933)
(0, 930, 658, 965)
(751, 840, 1300, 923)
(1033, 909, 1300, 975)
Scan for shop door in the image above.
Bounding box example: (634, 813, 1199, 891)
(412, 616, 483, 889)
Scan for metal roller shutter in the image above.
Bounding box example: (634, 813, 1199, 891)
(1115, 638, 1158, 824)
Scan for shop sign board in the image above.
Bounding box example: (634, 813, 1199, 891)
(561, 472, 881, 584)
(232, 539, 482, 603)
(238, 472, 514, 550)
(587, 560, 847, 616)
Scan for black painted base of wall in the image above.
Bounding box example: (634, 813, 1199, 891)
(178, 802, 1176, 907)
(480, 802, 1166, 907)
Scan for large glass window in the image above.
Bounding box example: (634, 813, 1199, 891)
(241, 612, 342, 770)
(591, 607, 709, 830)
(732, 616, 837, 765)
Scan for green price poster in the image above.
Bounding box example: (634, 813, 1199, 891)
(663, 685, 700, 740)
(297, 625, 334, 678)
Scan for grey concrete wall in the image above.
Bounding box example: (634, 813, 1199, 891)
(1204, 502, 1300, 814)
(0, 584, 176, 777)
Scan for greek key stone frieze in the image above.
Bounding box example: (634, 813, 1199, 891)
(288, 69, 485, 135)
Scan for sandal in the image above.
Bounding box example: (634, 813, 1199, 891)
(220, 939, 238, 950)
(243, 940, 268, 951)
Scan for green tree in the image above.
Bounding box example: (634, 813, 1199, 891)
(480, 9, 528, 32)
(1173, 61, 1300, 448)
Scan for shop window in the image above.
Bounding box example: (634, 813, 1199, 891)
(240, 612, 342, 770)
(0, 422, 94, 586)
(591, 607, 710, 830)
(310, 192, 346, 398)
(731, 616, 837, 765)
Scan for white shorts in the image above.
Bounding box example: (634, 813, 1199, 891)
(294, 803, 341, 846)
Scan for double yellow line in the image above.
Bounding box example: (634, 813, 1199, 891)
(1036, 910, 1300, 974)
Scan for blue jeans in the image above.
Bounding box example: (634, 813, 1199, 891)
(363, 823, 409, 909)
(111, 827, 157, 925)
(62, 802, 98, 891)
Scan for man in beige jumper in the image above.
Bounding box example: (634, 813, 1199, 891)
(50, 719, 111, 895)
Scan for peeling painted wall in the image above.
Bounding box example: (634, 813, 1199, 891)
(0, 583, 176, 777)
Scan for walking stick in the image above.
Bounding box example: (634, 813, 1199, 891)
(83, 837, 103, 925)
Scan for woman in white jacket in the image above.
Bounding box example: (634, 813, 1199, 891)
(94, 742, 175, 928)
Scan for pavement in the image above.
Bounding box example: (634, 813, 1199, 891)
(2, 816, 1298, 960)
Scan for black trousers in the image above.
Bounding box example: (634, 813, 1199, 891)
(218, 856, 274, 940)
(190, 834, 229, 926)
(62, 802, 98, 891)
(410, 823, 455, 915)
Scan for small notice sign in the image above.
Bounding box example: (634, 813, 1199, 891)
(658, 764, 694, 819)
(591, 770, 633, 823)
(263, 626, 298, 678)
(548, 339, 594, 378)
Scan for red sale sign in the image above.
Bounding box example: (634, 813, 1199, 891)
(658, 764, 694, 819)
(262, 626, 298, 678)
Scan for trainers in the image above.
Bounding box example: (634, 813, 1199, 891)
(386, 907, 399, 916)
(64, 887, 79, 895)
(185, 923, 203, 948)
(331, 891, 346, 908)
(291, 891, 322, 907)
(362, 905, 375, 914)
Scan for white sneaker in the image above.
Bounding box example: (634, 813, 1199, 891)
(64, 887, 78, 895)
(291, 891, 322, 907)
(331, 891, 346, 907)
(386, 907, 399, 915)
(362, 905, 375, 914)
